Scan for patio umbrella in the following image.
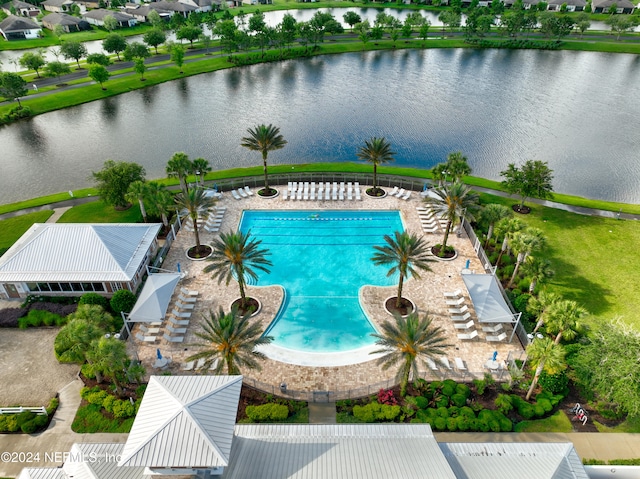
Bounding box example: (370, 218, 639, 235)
(493, 351, 498, 361)
(157, 349, 162, 360)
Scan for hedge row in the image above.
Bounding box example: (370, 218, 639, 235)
(245, 403, 289, 422)
(80, 387, 137, 419)
(0, 398, 58, 434)
(412, 407, 512, 432)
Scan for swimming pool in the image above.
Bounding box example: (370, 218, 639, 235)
(239, 210, 404, 354)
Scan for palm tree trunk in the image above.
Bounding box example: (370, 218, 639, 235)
(262, 152, 269, 191)
(508, 253, 525, 288)
(495, 237, 508, 267)
(180, 176, 187, 194)
(554, 330, 563, 345)
(238, 278, 247, 308)
(532, 319, 544, 333)
(526, 360, 545, 400)
(484, 224, 494, 248)
(400, 358, 411, 396)
(529, 278, 537, 294)
(161, 213, 169, 228)
(441, 220, 452, 254)
(395, 273, 404, 309)
(373, 164, 378, 190)
(138, 199, 147, 222)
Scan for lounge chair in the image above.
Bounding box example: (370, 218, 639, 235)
(451, 312, 472, 322)
(401, 191, 411, 201)
(395, 188, 406, 198)
(355, 188, 362, 200)
(240, 188, 249, 198)
(455, 358, 467, 371)
(426, 358, 439, 371)
(443, 289, 462, 298)
(423, 227, 439, 234)
(445, 297, 465, 306)
(169, 316, 190, 327)
(310, 187, 316, 201)
(339, 190, 344, 201)
(486, 332, 508, 342)
(139, 324, 160, 334)
(449, 305, 469, 315)
(347, 189, 353, 201)
(175, 301, 195, 310)
(440, 357, 453, 370)
(482, 324, 504, 333)
(457, 330, 479, 340)
(181, 287, 198, 296)
(163, 333, 184, 343)
(167, 325, 187, 335)
(182, 360, 195, 371)
(135, 332, 157, 342)
(196, 358, 206, 369)
(454, 320, 475, 330)
(296, 189, 303, 200)
(204, 224, 219, 233)
(231, 190, 241, 200)
(282, 188, 289, 200)
(171, 309, 191, 318)
(389, 186, 399, 196)
(178, 294, 197, 303)
(244, 186, 253, 196)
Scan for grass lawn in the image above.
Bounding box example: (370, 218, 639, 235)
(594, 415, 640, 433)
(479, 193, 640, 329)
(57, 201, 142, 223)
(71, 403, 134, 433)
(513, 410, 573, 433)
(0, 211, 53, 254)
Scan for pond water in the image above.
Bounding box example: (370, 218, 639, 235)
(1, 48, 639, 204)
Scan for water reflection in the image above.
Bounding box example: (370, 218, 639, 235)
(16, 120, 48, 154)
(225, 68, 243, 91)
(139, 85, 159, 107)
(176, 77, 190, 102)
(100, 97, 119, 123)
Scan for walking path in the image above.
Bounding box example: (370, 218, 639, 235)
(308, 403, 337, 425)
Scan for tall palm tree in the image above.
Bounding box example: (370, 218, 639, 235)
(425, 181, 479, 256)
(444, 151, 472, 182)
(356, 136, 396, 195)
(175, 187, 216, 251)
(431, 163, 448, 187)
(204, 231, 273, 310)
(371, 312, 451, 396)
(191, 157, 212, 186)
(507, 228, 546, 289)
(54, 318, 104, 364)
(166, 152, 194, 194)
(546, 299, 588, 344)
(146, 181, 173, 229)
(241, 124, 287, 195)
(521, 256, 554, 294)
(85, 336, 129, 396)
(525, 337, 566, 400)
(187, 307, 273, 374)
(527, 289, 560, 334)
(371, 231, 433, 310)
(494, 216, 524, 268)
(125, 180, 149, 222)
(480, 203, 512, 248)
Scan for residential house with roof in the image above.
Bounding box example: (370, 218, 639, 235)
(42, 12, 91, 32)
(1, 0, 40, 17)
(124, 3, 172, 22)
(40, 0, 74, 13)
(0, 223, 161, 300)
(546, 0, 586, 11)
(592, 0, 635, 12)
(150, 0, 196, 17)
(0, 14, 40, 39)
(177, 0, 214, 13)
(83, 8, 137, 27)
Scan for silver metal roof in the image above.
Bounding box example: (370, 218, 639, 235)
(17, 469, 66, 479)
(128, 273, 182, 322)
(221, 424, 457, 479)
(439, 442, 589, 479)
(0, 223, 161, 283)
(119, 375, 243, 469)
(63, 443, 146, 479)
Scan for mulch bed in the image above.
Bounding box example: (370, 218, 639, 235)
(187, 244, 212, 259)
(512, 204, 531, 214)
(384, 297, 415, 317)
(231, 297, 260, 316)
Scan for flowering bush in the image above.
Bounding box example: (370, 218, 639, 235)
(377, 389, 398, 406)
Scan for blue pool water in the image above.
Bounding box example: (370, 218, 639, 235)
(238, 210, 404, 353)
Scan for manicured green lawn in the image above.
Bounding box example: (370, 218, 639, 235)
(595, 415, 640, 433)
(513, 410, 573, 432)
(479, 193, 640, 328)
(57, 201, 142, 223)
(0, 211, 53, 254)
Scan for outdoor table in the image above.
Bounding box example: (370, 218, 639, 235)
(153, 357, 169, 369)
(484, 360, 500, 371)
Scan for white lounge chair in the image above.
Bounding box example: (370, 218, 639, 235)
(449, 305, 469, 315)
(482, 324, 504, 333)
(183, 360, 195, 371)
(296, 188, 303, 200)
(181, 287, 198, 296)
(401, 191, 411, 201)
(163, 333, 184, 343)
(171, 309, 191, 318)
(395, 188, 406, 198)
(178, 294, 197, 303)
(231, 190, 241, 200)
(446, 297, 465, 306)
(454, 320, 475, 330)
(423, 227, 439, 234)
(355, 188, 361, 200)
(196, 358, 206, 369)
(444, 289, 463, 298)
(204, 224, 219, 233)
(167, 325, 187, 335)
(139, 324, 160, 334)
(339, 190, 344, 201)
(440, 357, 453, 370)
(426, 358, 439, 371)
(135, 332, 156, 342)
(175, 301, 195, 310)
(239, 188, 249, 198)
(244, 186, 253, 196)
(389, 186, 399, 196)
(451, 312, 472, 322)
(282, 188, 289, 200)
(455, 358, 467, 371)
(169, 316, 189, 327)
(486, 332, 508, 342)
(458, 330, 479, 340)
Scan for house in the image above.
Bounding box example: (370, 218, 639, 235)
(42, 12, 91, 32)
(547, 0, 586, 10)
(82, 8, 137, 27)
(74, 0, 101, 8)
(16, 375, 597, 479)
(123, 3, 172, 22)
(0, 223, 161, 300)
(592, 0, 635, 12)
(178, 0, 214, 13)
(0, 0, 40, 18)
(150, 0, 197, 17)
(40, 0, 74, 13)
(0, 14, 40, 40)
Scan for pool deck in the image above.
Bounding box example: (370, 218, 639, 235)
(135, 185, 524, 394)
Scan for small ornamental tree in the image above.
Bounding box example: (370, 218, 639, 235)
(500, 160, 554, 213)
(134, 58, 146, 81)
(86, 53, 112, 66)
(170, 43, 185, 73)
(88, 64, 110, 90)
(143, 28, 167, 54)
(60, 41, 88, 69)
(19, 52, 45, 78)
(0, 72, 28, 107)
(110, 289, 137, 315)
(103, 33, 127, 61)
(44, 61, 71, 80)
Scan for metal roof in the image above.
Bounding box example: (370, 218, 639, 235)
(119, 375, 243, 469)
(439, 442, 589, 479)
(462, 274, 518, 323)
(62, 443, 146, 479)
(128, 273, 182, 322)
(0, 223, 161, 283)
(17, 469, 66, 479)
(221, 424, 457, 479)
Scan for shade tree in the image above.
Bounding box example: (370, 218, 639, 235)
(60, 41, 88, 69)
(0, 72, 27, 107)
(19, 52, 45, 78)
(143, 28, 167, 54)
(88, 64, 110, 90)
(500, 160, 554, 212)
(92, 160, 146, 209)
(103, 33, 127, 61)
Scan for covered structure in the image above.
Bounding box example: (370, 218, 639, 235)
(127, 272, 182, 323)
(0, 223, 161, 300)
(461, 273, 522, 342)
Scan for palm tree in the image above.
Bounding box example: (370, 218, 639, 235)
(527, 289, 560, 334)
(204, 231, 273, 311)
(480, 203, 512, 248)
(54, 318, 104, 363)
(85, 336, 129, 396)
(371, 231, 434, 310)
(546, 299, 588, 344)
(425, 181, 479, 256)
(521, 256, 554, 294)
(191, 157, 212, 186)
(166, 152, 194, 194)
(146, 181, 173, 229)
(494, 217, 524, 268)
(444, 151, 472, 182)
(431, 163, 448, 187)
(187, 306, 273, 374)
(371, 312, 451, 396)
(356, 136, 396, 195)
(525, 337, 566, 400)
(125, 180, 149, 222)
(175, 187, 216, 253)
(507, 228, 546, 289)
(240, 124, 287, 195)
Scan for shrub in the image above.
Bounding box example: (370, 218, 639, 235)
(0, 416, 6, 432)
(443, 379, 457, 390)
(21, 415, 47, 434)
(415, 410, 431, 423)
(16, 410, 36, 427)
(79, 293, 109, 309)
(377, 388, 398, 406)
(435, 397, 449, 408)
(473, 379, 486, 396)
(446, 417, 458, 431)
(538, 370, 569, 396)
(414, 378, 429, 394)
(447, 406, 460, 418)
(424, 408, 438, 418)
(499, 416, 513, 432)
(455, 383, 471, 398)
(110, 290, 136, 314)
(414, 396, 429, 410)
(27, 301, 77, 317)
(533, 404, 545, 417)
(46, 397, 59, 416)
(517, 403, 535, 419)
(352, 403, 400, 423)
(494, 394, 513, 415)
(0, 307, 26, 327)
(441, 384, 455, 397)
(436, 406, 449, 418)
(459, 406, 476, 419)
(4, 415, 19, 432)
(456, 415, 470, 431)
(477, 419, 490, 432)
(102, 394, 117, 414)
(451, 394, 467, 407)
(86, 390, 109, 406)
(537, 398, 553, 413)
(112, 400, 135, 419)
(246, 403, 288, 422)
(433, 417, 446, 431)
(18, 309, 62, 328)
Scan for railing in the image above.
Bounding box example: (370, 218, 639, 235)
(0, 406, 47, 416)
(151, 216, 181, 270)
